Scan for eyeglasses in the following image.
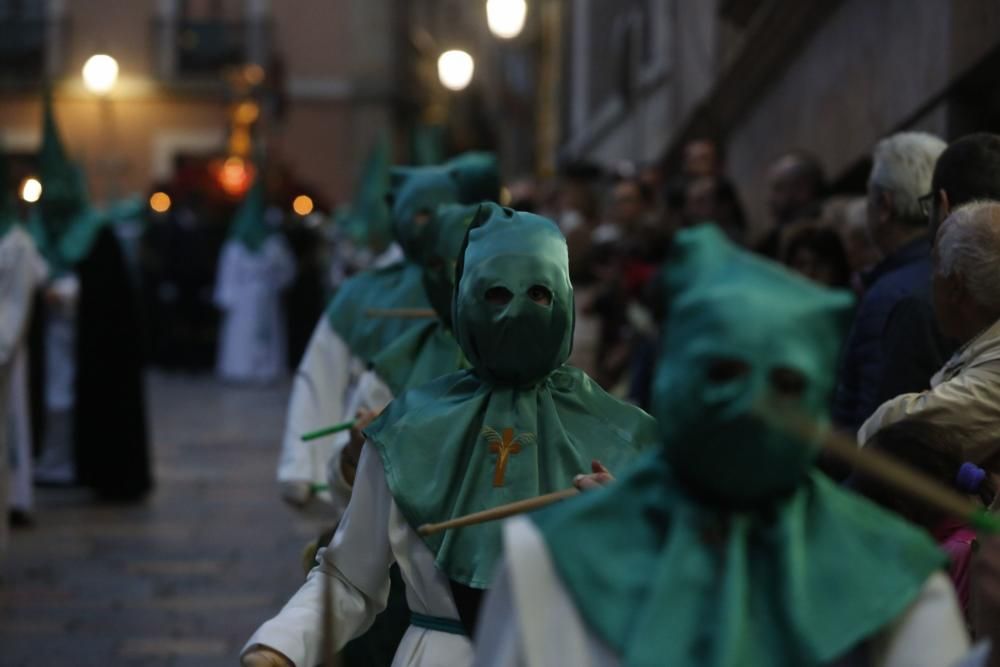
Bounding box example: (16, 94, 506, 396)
(918, 192, 936, 218)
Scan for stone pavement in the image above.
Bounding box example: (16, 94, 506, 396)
(0, 373, 331, 666)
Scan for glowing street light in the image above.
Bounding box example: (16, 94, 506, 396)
(486, 0, 527, 39)
(20, 177, 42, 203)
(82, 54, 119, 95)
(149, 191, 171, 213)
(292, 195, 314, 216)
(438, 50, 475, 91)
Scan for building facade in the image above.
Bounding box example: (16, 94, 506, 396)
(0, 0, 405, 208)
(559, 0, 1000, 237)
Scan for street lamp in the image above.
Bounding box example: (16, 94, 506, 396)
(486, 0, 527, 39)
(20, 177, 42, 203)
(82, 54, 119, 95)
(438, 49, 475, 91)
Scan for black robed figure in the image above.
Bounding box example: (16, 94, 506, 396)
(29, 90, 152, 501)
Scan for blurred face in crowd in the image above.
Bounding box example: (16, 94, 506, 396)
(612, 180, 645, 227)
(684, 140, 719, 178)
(788, 246, 840, 288)
(931, 223, 965, 342)
(768, 156, 818, 226)
(684, 177, 718, 226)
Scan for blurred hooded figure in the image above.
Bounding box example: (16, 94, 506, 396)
(214, 172, 296, 383)
(29, 90, 152, 501)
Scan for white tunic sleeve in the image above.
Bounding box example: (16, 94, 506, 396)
(324, 370, 395, 514)
(869, 571, 970, 667)
(212, 241, 240, 311)
(0, 228, 47, 364)
(245, 446, 396, 666)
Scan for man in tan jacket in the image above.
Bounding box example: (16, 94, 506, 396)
(859, 201, 1000, 473)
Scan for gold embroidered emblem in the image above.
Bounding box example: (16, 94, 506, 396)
(482, 427, 536, 487)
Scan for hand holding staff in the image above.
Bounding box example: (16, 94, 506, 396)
(301, 421, 355, 442)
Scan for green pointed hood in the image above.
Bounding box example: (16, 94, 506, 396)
(30, 88, 104, 273)
(368, 203, 478, 395)
(534, 226, 946, 667)
(227, 170, 272, 252)
(445, 152, 500, 204)
(388, 165, 460, 264)
(365, 204, 657, 588)
(344, 135, 393, 250)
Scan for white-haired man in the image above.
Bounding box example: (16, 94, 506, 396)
(832, 132, 948, 433)
(859, 201, 1000, 475)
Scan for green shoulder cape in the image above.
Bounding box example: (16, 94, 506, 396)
(534, 451, 946, 667)
(366, 365, 658, 588)
(325, 261, 430, 364)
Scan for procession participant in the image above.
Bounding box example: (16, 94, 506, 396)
(242, 203, 658, 667)
(326, 202, 478, 503)
(275, 165, 465, 508)
(29, 90, 152, 501)
(322, 203, 478, 667)
(214, 171, 297, 384)
(0, 151, 47, 551)
(476, 225, 969, 667)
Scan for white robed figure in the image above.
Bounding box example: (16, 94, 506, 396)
(0, 219, 48, 555)
(215, 174, 296, 383)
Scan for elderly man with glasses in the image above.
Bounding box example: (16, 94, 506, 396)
(831, 132, 947, 435)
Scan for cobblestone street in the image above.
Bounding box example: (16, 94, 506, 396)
(0, 373, 328, 666)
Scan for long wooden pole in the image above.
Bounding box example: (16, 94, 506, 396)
(756, 403, 1000, 534)
(417, 488, 579, 536)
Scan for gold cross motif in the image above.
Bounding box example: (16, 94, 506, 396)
(482, 427, 535, 487)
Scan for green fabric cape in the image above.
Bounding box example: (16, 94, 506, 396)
(340, 135, 393, 250)
(535, 451, 946, 667)
(368, 203, 478, 394)
(326, 261, 430, 365)
(327, 166, 462, 361)
(534, 226, 946, 666)
(30, 89, 105, 274)
(366, 204, 657, 588)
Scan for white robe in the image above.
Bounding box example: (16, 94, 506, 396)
(8, 346, 36, 512)
(33, 274, 79, 484)
(275, 244, 402, 509)
(276, 317, 364, 506)
(214, 236, 296, 383)
(475, 518, 971, 667)
(0, 227, 48, 552)
(245, 445, 473, 667)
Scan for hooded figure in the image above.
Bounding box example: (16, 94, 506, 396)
(28, 90, 152, 500)
(475, 225, 970, 667)
(0, 146, 48, 551)
(244, 204, 657, 667)
(322, 203, 478, 667)
(275, 162, 464, 507)
(214, 172, 297, 383)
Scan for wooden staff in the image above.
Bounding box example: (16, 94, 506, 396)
(301, 420, 355, 442)
(364, 308, 437, 319)
(417, 488, 579, 536)
(755, 403, 1000, 534)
